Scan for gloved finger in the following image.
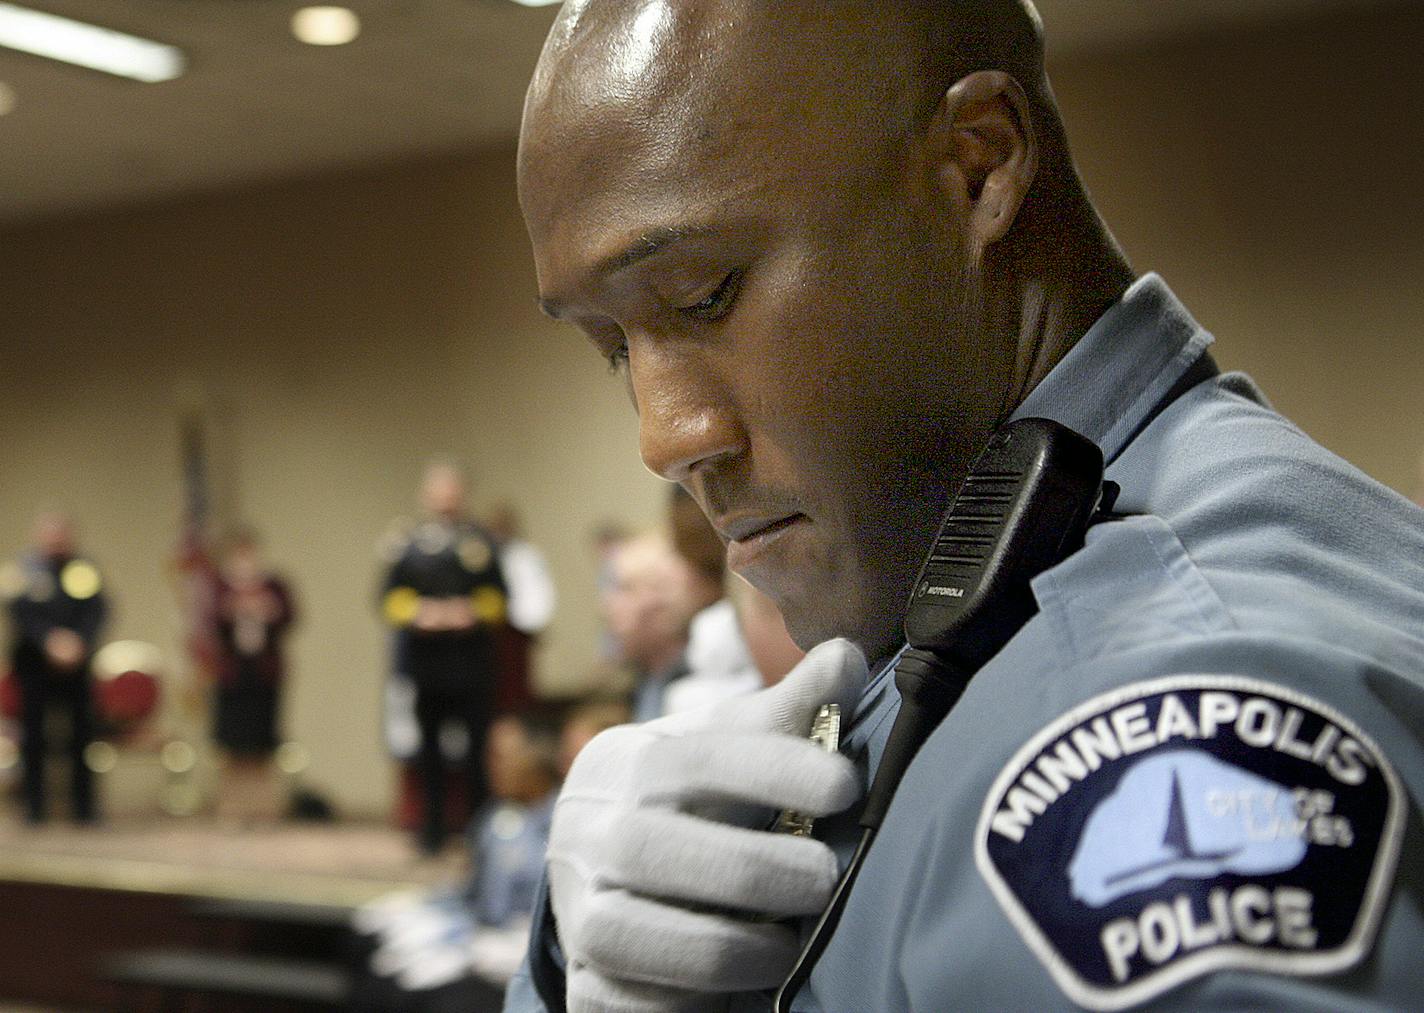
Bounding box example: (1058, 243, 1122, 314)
(556, 723, 658, 806)
(658, 638, 868, 737)
(597, 807, 842, 915)
(633, 731, 860, 813)
(567, 962, 727, 1013)
(579, 887, 801, 991)
(564, 641, 866, 798)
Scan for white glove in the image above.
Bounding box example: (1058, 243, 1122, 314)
(548, 638, 868, 1012)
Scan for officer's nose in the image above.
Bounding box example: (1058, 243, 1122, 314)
(633, 345, 746, 483)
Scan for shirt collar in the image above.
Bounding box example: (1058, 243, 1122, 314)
(1011, 273, 1213, 464)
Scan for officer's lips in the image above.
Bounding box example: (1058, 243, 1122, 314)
(718, 512, 808, 573)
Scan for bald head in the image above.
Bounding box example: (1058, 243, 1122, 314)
(605, 532, 696, 670)
(32, 512, 75, 560)
(517, 0, 1129, 657)
(522, 1, 1057, 236)
(420, 461, 467, 519)
(524, 1, 1050, 132)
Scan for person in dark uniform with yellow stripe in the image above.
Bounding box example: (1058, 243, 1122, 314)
(2, 513, 107, 824)
(381, 462, 508, 854)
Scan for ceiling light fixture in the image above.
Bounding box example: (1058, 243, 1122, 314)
(0, 2, 185, 83)
(505, 0, 564, 7)
(291, 6, 361, 47)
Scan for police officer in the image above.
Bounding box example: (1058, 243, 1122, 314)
(3, 513, 107, 824)
(508, 1, 1424, 1010)
(381, 461, 507, 854)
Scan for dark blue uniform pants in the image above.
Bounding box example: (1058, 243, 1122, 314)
(15, 645, 96, 823)
(408, 633, 494, 853)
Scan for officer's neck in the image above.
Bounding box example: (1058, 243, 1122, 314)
(991, 184, 1135, 415)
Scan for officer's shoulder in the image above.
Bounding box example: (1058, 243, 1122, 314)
(453, 523, 499, 573)
(972, 379, 1421, 1009)
(1069, 383, 1424, 666)
(0, 560, 26, 602)
(58, 558, 104, 600)
(1125, 371, 1416, 568)
(376, 517, 415, 563)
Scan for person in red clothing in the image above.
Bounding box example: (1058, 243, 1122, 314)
(212, 527, 296, 823)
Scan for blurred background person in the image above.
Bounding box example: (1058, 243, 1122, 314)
(380, 460, 508, 854)
(483, 501, 556, 712)
(602, 532, 696, 722)
(211, 527, 296, 824)
(2, 512, 107, 825)
(353, 705, 592, 1010)
(733, 579, 805, 688)
(589, 520, 630, 665)
(664, 487, 763, 714)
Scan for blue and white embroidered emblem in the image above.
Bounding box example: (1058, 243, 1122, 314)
(975, 676, 1402, 1010)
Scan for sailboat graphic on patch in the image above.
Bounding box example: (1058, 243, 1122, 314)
(1069, 750, 1307, 907)
(1102, 770, 1238, 885)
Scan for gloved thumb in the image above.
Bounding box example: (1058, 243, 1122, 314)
(659, 638, 868, 737)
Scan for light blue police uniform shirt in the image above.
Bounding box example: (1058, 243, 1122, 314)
(507, 274, 1424, 1010)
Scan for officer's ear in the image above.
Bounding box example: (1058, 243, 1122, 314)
(924, 70, 1038, 252)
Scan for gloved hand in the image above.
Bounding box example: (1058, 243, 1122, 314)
(548, 638, 868, 1012)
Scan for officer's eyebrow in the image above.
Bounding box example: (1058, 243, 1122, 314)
(537, 224, 715, 320)
(600, 225, 712, 275)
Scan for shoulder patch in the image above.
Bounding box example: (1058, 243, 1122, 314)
(60, 560, 102, 600)
(458, 535, 493, 573)
(975, 675, 1402, 1011)
(376, 517, 414, 563)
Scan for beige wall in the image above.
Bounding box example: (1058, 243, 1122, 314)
(0, 150, 669, 815)
(1055, 6, 1424, 493)
(1, 6, 1420, 814)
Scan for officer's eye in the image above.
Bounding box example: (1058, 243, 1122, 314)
(584, 321, 629, 376)
(677, 269, 743, 323)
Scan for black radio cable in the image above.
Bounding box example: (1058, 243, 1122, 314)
(774, 418, 1109, 1012)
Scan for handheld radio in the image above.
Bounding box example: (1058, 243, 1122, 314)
(774, 417, 1109, 1010)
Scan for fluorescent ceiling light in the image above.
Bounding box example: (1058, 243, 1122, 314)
(291, 6, 361, 47)
(0, 2, 184, 82)
(506, 0, 564, 7)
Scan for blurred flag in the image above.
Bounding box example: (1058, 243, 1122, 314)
(174, 405, 221, 694)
